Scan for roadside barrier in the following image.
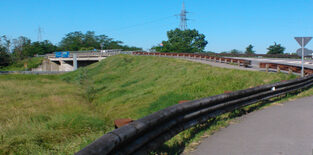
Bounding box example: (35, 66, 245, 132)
(77, 67, 313, 154)
(259, 62, 313, 75)
(132, 52, 252, 68)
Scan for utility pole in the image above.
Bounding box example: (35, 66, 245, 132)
(178, 2, 188, 30)
(37, 27, 43, 42)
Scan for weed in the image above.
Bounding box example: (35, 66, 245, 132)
(0, 55, 300, 154)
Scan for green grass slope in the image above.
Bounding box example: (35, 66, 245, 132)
(62, 55, 296, 120)
(0, 55, 296, 154)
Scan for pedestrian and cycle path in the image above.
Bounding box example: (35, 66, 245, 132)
(189, 96, 313, 155)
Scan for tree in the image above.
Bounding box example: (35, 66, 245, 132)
(154, 28, 208, 53)
(0, 47, 11, 67)
(267, 42, 285, 54)
(206, 51, 215, 54)
(245, 44, 255, 54)
(230, 49, 242, 54)
(0, 36, 11, 67)
(12, 36, 32, 60)
(58, 31, 85, 51)
(58, 31, 142, 51)
(27, 40, 57, 56)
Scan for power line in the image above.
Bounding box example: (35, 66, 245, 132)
(37, 27, 43, 42)
(109, 15, 175, 32)
(178, 2, 189, 30)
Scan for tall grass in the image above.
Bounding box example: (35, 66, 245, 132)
(0, 75, 108, 154)
(0, 55, 296, 154)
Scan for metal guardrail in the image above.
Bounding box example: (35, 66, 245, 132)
(259, 62, 313, 75)
(133, 52, 252, 67)
(206, 53, 301, 59)
(77, 55, 313, 154)
(46, 51, 134, 59)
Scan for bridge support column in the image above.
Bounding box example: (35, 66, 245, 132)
(73, 54, 77, 71)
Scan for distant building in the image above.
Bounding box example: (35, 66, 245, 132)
(296, 48, 313, 56)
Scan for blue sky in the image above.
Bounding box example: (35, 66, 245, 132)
(1, 0, 313, 54)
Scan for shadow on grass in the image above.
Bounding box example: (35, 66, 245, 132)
(151, 89, 305, 155)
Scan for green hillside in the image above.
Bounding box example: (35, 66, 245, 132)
(0, 55, 296, 154)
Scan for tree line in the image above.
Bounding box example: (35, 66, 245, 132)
(151, 28, 286, 55)
(218, 43, 285, 55)
(0, 31, 142, 67)
(1, 28, 289, 68)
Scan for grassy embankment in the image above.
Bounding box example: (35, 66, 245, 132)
(0, 57, 43, 71)
(0, 55, 298, 154)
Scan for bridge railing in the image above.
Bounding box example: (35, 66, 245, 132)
(76, 58, 313, 154)
(45, 51, 134, 59)
(133, 52, 252, 67)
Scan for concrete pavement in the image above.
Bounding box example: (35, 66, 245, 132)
(189, 96, 313, 155)
(182, 58, 260, 71)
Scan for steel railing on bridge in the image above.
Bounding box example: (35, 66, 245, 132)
(46, 51, 134, 59)
(133, 52, 252, 67)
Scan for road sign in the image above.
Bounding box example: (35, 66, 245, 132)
(294, 37, 312, 77)
(55, 51, 69, 58)
(295, 37, 312, 47)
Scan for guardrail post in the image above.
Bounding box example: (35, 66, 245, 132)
(238, 61, 240, 67)
(288, 67, 292, 74)
(277, 65, 281, 73)
(266, 64, 269, 72)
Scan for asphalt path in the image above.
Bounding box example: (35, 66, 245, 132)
(189, 96, 313, 155)
(183, 58, 259, 71)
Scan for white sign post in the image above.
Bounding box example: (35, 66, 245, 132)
(294, 37, 312, 77)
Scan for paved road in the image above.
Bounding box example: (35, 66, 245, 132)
(182, 58, 260, 71)
(189, 96, 313, 155)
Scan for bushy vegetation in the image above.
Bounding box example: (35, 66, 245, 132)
(0, 31, 142, 69)
(0, 55, 296, 154)
(0, 57, 43, 71)
(267, 42, 285, 54)
(58, 31, 142, 51)
(152, 28, 207, 53)
(245, 44, 255, 54)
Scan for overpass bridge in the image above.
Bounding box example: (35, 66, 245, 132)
(33, 51, 132, 71)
